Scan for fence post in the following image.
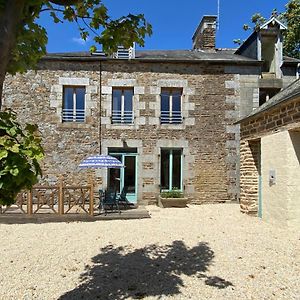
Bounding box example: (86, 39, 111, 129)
(89, 177, 94, 216)
(27, 190, 33, 215)
(58, 176, 64, 215)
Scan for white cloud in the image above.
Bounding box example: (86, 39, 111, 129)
(72, 37, 90, 45)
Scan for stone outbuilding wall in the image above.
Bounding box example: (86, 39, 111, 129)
(239, 79, 300, 228)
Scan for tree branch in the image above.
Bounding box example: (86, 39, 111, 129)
(49, 0, 82, 5)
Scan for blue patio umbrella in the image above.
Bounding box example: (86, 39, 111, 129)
(79, 154, 124, 169)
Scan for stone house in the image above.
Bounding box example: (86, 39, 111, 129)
(238, 79, 300, 228)
(2, 16, 299, 206)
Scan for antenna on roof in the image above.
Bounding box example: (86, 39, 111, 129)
(217, 0, 220, 31)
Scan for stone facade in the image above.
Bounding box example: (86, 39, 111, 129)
(2, 15, 299, 207)
(3, 58, 246, 205)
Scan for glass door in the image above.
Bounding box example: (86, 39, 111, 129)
(108, 153, 137, 203)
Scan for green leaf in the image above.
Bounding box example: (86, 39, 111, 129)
(0, 149, 8, 160)
(10, 168, 19, 176)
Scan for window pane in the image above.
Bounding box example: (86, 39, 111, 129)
(109, 155, 121, 193)
(63, 87, 73, 110)
(172, 150, 182, 190)
(112, 89, 122, 123)
(124, 89, 133, 123)
(63, 87, 74, 122)
(161, 89, 170, 124)
(161, 150, 170, 190)
(112, 89, 122, 111)
(124, 156, 136, 193)
(161, 89, 170, 111)
(75, 87, 85, 110)
(124, 89, 133, 111)
(172, 93, 181, 112)
(75, 87, 85, 122)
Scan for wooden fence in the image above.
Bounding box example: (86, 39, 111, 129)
(0, 179, 95, 216)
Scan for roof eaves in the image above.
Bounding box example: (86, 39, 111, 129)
(260, 16, 287, 30)
(41, 55, 262, 65)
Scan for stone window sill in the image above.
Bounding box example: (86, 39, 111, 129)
(57, 122, 91, 130)
(159, 124, 185, 130)
(108, 123, 136, 130)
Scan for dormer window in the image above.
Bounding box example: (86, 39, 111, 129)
(112, 45, 135, 59)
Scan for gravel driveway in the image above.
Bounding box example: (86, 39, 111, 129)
(0, 204, 299, 300)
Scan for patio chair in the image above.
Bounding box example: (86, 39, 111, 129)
(99, 189, 120, 215)
(116, 186, 135, 209)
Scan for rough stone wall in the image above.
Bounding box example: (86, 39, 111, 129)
(3, 59, 239, 205)
(194, 27, 216, 50)
(99, 61, 237, 204)
(240, 139, 260, 215)
(2, 61, 102, 187)
(240, 97, 300, 140)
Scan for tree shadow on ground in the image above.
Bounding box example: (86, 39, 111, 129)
(59, 240, 233, 299)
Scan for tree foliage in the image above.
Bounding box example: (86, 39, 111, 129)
(2, 0, 152, 76)
(234, 0, 300, 59)
(0, 1, 151, 204)
(0, 111, 44, 205)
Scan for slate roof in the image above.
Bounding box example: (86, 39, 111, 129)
(44, 49, 299, 65)
(238, 79, 300, 123)
(43, 49, 260, 64)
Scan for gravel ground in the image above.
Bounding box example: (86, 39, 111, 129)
(0, 204, 299, 300)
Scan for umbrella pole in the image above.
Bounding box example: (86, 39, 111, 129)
(99, 61, 102, 155)
(89, 175, 94, 216)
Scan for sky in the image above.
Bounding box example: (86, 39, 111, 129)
(39, 0, 289, 53)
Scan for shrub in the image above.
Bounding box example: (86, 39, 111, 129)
(160, 189, 183, 198)
(0, 110, 44, 205)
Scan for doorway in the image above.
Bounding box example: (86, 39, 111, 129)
(108, 149, 138, 203)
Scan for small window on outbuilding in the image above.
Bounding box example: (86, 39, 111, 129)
(259, 88, 281, 106)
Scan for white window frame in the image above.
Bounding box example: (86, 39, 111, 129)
(160, 148, 183, 191)
(62, 86, 86, 123)
(112, 87, 134, 124)
(160, 88, 183, 124)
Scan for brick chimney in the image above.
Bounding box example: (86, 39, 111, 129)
(192, 16, 217, 51)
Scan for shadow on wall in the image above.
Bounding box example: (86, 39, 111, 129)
(290, 131, 300, 165)
(59, 240, 233, 300)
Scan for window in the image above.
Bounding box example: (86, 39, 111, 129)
(160, 88, 182, 124)
(259, 88, 280, 106)
(62, 86, 85, 122)
(160, 149, 182, 191)
(112, 88, 134, 124)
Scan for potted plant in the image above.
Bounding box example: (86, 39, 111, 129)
(158, 189, 188, 208)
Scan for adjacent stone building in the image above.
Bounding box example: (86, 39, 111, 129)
(2, 16, 299, 206)
(238, 79, 300, 228)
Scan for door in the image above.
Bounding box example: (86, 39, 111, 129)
(108, 153, 138, 203)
